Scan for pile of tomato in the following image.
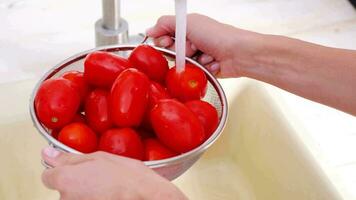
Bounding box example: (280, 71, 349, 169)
(34, 45, 219, 161)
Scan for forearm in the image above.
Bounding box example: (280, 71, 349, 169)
(240, 35, 356, 115)
(139, 177, 188, 200)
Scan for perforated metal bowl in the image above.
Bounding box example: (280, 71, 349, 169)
(29, 45, 228, 180)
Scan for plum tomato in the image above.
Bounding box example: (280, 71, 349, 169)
(128, 44, 169, 82)
(84, 51, 131, 88)
(50, 129, 60, 139)
(110, 68, 150, 127)
(185, 100, 219, 138)
(166, 64, 207, 102)
(35, 78, 81, 129)
(150, 99, 205, 153)
(58, 122, 98, 153)
(62, 70, 89, 102)
(148, 81, 171, 109)
(85, 89, 112, 133)
(99, 128, 144, 160)
(143, 138, 176, 161)
(141, 81, 171, 130)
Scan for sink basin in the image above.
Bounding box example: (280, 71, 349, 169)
(0, 78, 342, 200)
(174, 79, 342, 200)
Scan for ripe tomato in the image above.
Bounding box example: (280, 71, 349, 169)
(99, 128, 144, 160)
(143, 138, 176, 161)
(62, 70, 89, 102)
(110, 68, 150, 127)
(84, 51, 131, 88)
(166, 64, 207, 102)
(141, 81, 171, 130)
(51, 129, 60, 139)
(58, 122, 98, 153)
(85, 89, 112, 133)
(128, 44, 169, 82)
(148, 81, 171, 109)
(72, 113, 86, 124)
(185, 100, 219, 138)
(35, 78, 80, 129)
(150, 99, 205, 153)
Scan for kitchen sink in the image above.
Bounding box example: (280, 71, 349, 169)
(174, 79, 342, 200)
(0, 78, 341, 200)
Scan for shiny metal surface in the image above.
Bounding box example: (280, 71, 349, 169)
(95, 18, 129, 46)
(95, 0, 129, 46)
(29, 45, 228, 180)
(102, 0, 121, 30)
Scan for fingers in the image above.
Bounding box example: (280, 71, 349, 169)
(198, 54, 214, 65)
(147, 15, 204, 58)
(153, 36, 198, 58)
(42, 146, 92, 167)
(42, 166, 71, 191)
(146, 15, 176, 38)
(153, 35, 174, 48)
(204, 61, 221, 76)
(197, 53, 220, 76)
(42, 146, 137, 168)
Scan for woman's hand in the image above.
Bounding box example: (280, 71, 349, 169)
(41, 146, 187, 200)
(146, 13, 265, 78)
(148, 13, 356, 115)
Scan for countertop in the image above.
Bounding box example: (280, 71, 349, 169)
(1, 0, 356, 199)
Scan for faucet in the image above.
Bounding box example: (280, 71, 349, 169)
(95, 0, 139, 47)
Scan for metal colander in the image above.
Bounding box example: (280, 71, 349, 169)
(29, 45, 228, 180)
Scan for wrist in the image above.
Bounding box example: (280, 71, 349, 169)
(227, 29, 276, 78)
(237, 34, 300, 80)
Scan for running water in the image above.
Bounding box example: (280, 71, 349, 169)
(175, 0, 187, 73)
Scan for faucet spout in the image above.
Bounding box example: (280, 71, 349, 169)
(95, 0, 129, 47)
(102, 0, 121, 30)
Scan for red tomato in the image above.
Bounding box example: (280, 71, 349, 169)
(128, 44, 169, 82)
(166, 64, 207, 102)
(148, 81, 171, 109)
(185, 100, 219, 138)
(35, 78, 80, 129)
(85, 89, 112, 133)
(51, 129, 60, 139)
(58, 122, 98, 153)
(99, 128, 144, 160)
(62, 71, 89, 102)
(143, 138, 176, 161)
(141, 81, 171, 130)
(72, 113, 86, 124)
(84, 51, 131, 88)
(150, 99, 205, 153)
(110, 68, 150, 127)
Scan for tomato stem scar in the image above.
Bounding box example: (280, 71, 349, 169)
(188, 80, 198, 88)
(51, 117, 58, 123)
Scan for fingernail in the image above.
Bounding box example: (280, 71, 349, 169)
(201, 54, 213, 64)
(145, 27, 154, 36)
(159, 38, 170, 47)
(43, 146, 60, 158)
(191, 44, 197, 51)
(210, 63, 220, 73)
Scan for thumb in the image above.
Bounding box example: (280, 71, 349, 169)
(42, 146, 91, 167)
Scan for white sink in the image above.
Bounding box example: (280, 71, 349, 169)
(174, 79, 342, 199)
(0, 78, 342, 199)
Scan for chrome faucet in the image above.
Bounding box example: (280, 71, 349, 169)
(95, 0, 129, 46)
